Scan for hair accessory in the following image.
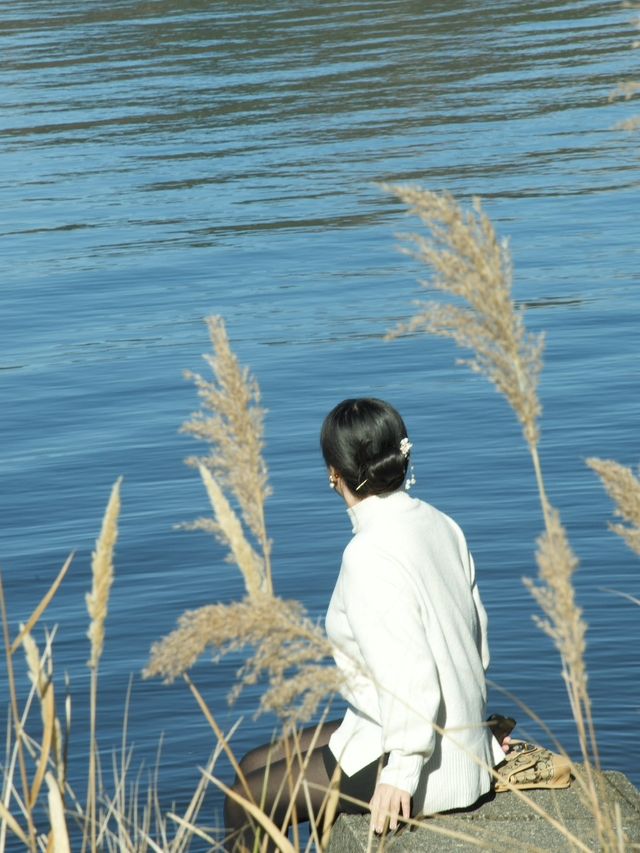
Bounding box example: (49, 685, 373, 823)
(405, 466, 416, 490)
(355, 479, 368, 491)
(400, 437, 416, 490)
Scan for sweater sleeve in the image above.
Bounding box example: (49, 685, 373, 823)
(341, 537, 440, 795)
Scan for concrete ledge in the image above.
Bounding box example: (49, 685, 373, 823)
(326, 768, 640, 851)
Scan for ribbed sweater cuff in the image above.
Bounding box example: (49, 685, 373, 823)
(379, 752, 423, 795)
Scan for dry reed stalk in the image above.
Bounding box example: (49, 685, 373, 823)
(28, 676, 55, 810)
(168, 741, 226, 852)
(166, 813, 220, 851)
(587, 458, 640, 556)
(182, 315, 272, 594)
(383, 184, 622, 848)
(320, 763, 341, 851)
(523, 512, 595, 768)
(0, 574, 37, 851)
(46, 772, 70, 853)
(21, 628, 67, 803)
(198, 464, 265, 597)
(201, 772, 296, 853)
(85, 476, 122, 853)
(383, 183, 544, 450)
(86, 477, 122, 669)
(0, 799, 29, 847)
(148, 316, 344, 737)
(1, 680, 47, 846)
(146, 594, 341, 723)
(182, 675, 252, 801)
(11, 553, 74, 656)
(275, 720, 335, 847)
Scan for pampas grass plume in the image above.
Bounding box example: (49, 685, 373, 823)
(86, 476, 122, 669)
(183, 316, 273, 593)
(382, 183, 544, 448)
(587, 458, 640, 556)
(198, 464, 265, 597)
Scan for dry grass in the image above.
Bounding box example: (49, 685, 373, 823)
(587, 458, 640, 556)
(0, 318, 342, 852)
(46, 771, 71, 853)
(145, 316, 343, 726)
(87, 478, 122, 670)
(523, 511, 593, 772)
(182, 315, 272, 595)
(2, 569, 223, 852)
(1, 479, 221, 852)
(85, 477, 122, 853)
(384, 183, 628, 849)
(383, 184, 544, 448)
(146, 593, 341, 723)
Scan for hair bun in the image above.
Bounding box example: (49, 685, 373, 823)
(320, 398, 409, 498)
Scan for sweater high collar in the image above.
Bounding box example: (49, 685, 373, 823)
(346, 489, 411, 533)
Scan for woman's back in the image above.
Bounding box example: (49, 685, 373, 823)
(326, 489, 496, 813)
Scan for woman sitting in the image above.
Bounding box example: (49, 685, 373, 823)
(224, 398, 505, 850)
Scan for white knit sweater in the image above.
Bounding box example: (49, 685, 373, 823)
(325, 490, 504, 814)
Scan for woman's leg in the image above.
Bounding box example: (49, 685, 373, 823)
(224, 720, 342, 851)
(224, 736, 336, 852)
(235, 718, 341, 777)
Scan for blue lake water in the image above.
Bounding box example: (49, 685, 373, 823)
(1, 0, 639, 843)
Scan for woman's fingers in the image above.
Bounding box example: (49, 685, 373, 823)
(400, 790, 411, 821)
(370, 783, 411, 834)
(369, 785, 387, 834)
(388, 790, 401, 831)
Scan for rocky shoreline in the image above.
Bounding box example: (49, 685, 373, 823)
(327, 767, 640, 851)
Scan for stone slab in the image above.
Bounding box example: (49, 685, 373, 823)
(326, 769, 640, 852)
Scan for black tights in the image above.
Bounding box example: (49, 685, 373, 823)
(224, 720, 344, 852)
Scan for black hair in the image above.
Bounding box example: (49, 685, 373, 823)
(320, 398, 410, 498)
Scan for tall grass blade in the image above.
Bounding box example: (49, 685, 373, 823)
(0, 799, 29, 846)
(11, 553, 74, 655)
(183, 674, 253, 803)
(46, 772, 70, 853)
(0, 573, 37, 851)
(202, 772, 296, 853)
(85, 476, 122, 853)
(28, 679, 55, 809)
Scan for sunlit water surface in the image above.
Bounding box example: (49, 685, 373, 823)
(1, 0, 639, 842)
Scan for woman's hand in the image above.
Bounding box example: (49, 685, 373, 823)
(369, 782, 411, 834)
